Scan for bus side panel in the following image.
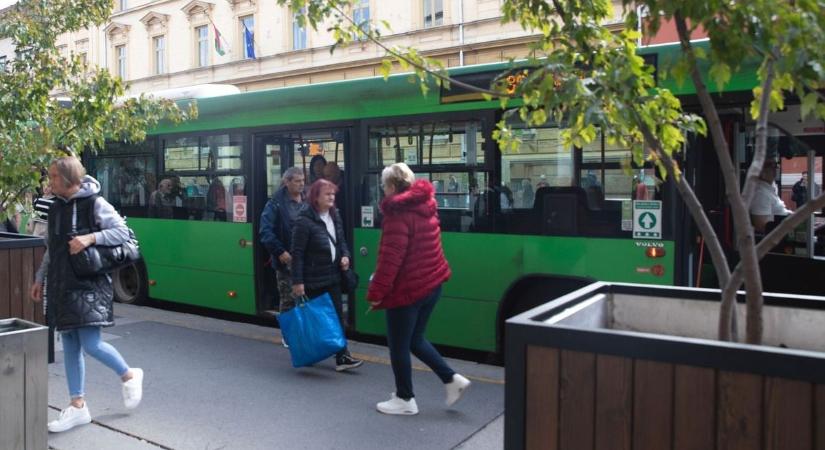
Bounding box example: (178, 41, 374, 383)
(353, 229, 522, 352)
(130, 219, 256, 314)
(147, 266, 256, 315)
(353, 295, 498, 352)
(522, 237, 675, 285)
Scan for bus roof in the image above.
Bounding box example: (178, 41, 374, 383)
(153, 42, 759, 135)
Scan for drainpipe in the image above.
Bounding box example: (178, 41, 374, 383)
(458, 0, 464, 66)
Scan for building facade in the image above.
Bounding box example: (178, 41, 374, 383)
(48, 0, 627, 95)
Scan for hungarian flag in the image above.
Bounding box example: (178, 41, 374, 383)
(214, 25, 226, 56)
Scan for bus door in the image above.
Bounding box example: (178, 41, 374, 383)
(741, 106, 825, 295)
(252, 129, 352, 316)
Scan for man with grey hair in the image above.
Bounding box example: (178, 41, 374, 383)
(260, 167, 305, 329)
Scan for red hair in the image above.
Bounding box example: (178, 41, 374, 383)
(307, 178, 339, 212)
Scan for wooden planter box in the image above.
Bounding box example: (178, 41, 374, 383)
(0, 232, 51, 364)
(505, 282, 825, 450)
(0, 233, 46, 325)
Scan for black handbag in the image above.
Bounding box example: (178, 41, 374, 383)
(341, 268, 359, 292)
(68, 197, 141, 277)
(70, 228, 141, 277)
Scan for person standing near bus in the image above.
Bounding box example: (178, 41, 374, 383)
(28, 177, 55, 237)
(290, 179, 363, 371)
(367, 163, 470, 416)
(751, 159, 791, 233)
(260, 167, 305, 316)
(29, 155, 143, 433)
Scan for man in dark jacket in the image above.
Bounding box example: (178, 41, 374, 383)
(259, 167, 305, 313)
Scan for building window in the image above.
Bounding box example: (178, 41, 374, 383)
(119, 0, 127, 11)
(292, 8, 307, 50)
(352, 0, 370, 38)
(423, 0, 443, 28)
(0, 55, 7, 72)
(79, 52, 87, 65)
(240, 15, 255, 59)
(154, 35, 165, 75)
(196, 25, 209, 67)
(116, 45, 127, 79)
(57, 45, 68, 58)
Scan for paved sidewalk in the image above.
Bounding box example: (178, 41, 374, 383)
(47, 304, 504, 449)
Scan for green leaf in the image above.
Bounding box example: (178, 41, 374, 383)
(800, 92, 818, 119)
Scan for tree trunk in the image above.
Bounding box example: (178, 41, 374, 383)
(675, 13, 770, 343)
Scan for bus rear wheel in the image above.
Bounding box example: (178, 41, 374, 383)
(113, 262, 148, 305)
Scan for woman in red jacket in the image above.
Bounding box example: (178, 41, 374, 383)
(367, 163, 471, 415)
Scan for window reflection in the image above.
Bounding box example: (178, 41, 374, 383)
(368, 120, 484, 169)
(501, 125, 574, 209)
(88, 152, 156, 218)
(149, 175, 245, 222)
(156, 133, 246, 222)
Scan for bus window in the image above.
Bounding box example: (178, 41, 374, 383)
(359, 170, 489, 233)
(500, 125, 574, 209)
(368, 120, 485, 169)
(158, 133, 246, 221)
(150, 175, 245, 222)
(87, 141, 156, 218)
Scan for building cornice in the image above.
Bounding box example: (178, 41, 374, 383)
(181, 0, 214, 19)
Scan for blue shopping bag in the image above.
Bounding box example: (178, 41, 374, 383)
(278, 293, 346, 368)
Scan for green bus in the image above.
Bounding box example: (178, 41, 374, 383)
(86, 42, 824, 356)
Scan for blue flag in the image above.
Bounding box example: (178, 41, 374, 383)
(243, 24, 255, 59)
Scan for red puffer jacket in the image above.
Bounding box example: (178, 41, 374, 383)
(366, 179, 451, 309)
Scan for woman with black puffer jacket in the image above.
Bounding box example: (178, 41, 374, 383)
(291, 178, 363, 372)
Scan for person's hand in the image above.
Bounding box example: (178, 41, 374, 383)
(30, 282, 43, 303)
(292, 283, 305, 297)
(278, 251, 292, 265)
(340, 256, 350, 271)
(68, 233, 95, 255)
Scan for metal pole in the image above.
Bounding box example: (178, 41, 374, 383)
(458, 0, 464, 66)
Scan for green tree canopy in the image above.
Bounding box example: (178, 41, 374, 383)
(0, 0, 195, 221)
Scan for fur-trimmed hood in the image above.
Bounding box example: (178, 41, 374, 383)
(380, 179, 437, 218)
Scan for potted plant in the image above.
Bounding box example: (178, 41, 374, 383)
(505, 281, 825, 449)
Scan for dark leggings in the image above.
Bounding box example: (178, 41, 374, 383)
(385, 285, 455, 400)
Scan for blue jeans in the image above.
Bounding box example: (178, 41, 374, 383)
(385, 285, 455, 400)
(61, 326, 130, 398)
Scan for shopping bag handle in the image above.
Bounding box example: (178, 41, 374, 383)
(295, 295, 310, 307)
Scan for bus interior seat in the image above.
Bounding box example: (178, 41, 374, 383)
(534, 186, 589, 235)
(584, 185, 605, 210)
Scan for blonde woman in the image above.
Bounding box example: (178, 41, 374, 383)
(367, 163, 470, 415)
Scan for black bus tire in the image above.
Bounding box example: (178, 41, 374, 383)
(495, 274, 596, 357)
(113, 261, 148, 305)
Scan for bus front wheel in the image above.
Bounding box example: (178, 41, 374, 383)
(113, 261, 148, 305)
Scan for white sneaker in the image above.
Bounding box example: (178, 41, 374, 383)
(122, 368, 144, 409)
(445, 374, 471, 407)
(48, 404, 91, 433)
(376, 393, 419, 415)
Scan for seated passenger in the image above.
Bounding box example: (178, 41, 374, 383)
(750, 160, 791, 233)
(150, 178, 182, 219)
